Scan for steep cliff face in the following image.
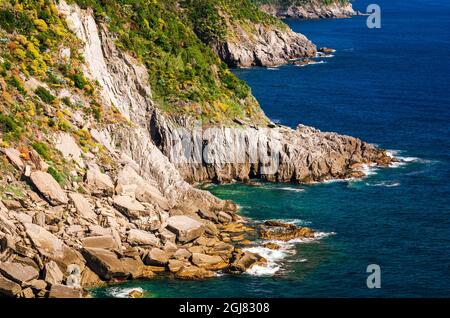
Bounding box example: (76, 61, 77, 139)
(61, 1, 390, 186)
(257, 0, 356, 19)
(212, 21, 316, 67)
(57, 1, 231, 214)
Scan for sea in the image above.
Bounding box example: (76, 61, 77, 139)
(93, 0, 450, 297)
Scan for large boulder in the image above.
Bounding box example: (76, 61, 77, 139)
(175, 265, 215, 280)
(0, 262, 39, 285)
(24, 223, 85, 272)
(48, 284, 82, 298)
(1, 148, 24, 171)
(68, 192, 97, 221)
(166, 215, 204, 243)
(113, 195, 146, 219)
(85, 168, 114, 196)
(228, 251, 267, 273)
(81, 235, 120, 251)
(82, 248, 141, 281)
(29, 171, 68, 206)
(116, 165, 169, 210)
(43, 261, 64, 285)
(82, 247, 127, 280)
(144, 248, 169, 266)
(55, 133, 85, 167)
(0, 274, 22, 297)
(191, 253, 227, 270)
(127, 229, 159, 246)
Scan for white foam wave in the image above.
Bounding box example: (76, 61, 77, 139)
(243, 231, 335, 276)
(367, 181, 400, 188)
(387, 150, 432, 167)
(109, 287, 143, 298)
(267, 67, 280, 71)
(276, 187, 305, 193)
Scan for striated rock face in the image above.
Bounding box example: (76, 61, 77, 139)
(213, 22, 316, 67)
(259, 0, 357, 20)
(154, 121, 392, 184)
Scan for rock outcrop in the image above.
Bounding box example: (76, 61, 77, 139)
(213, 21, 316, 67)
(259, 0, 357, 20)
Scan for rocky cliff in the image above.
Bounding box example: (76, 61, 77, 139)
(0, 0, 393, 298)
(257, 0, 356, 19)
(212, 19, 317, 67)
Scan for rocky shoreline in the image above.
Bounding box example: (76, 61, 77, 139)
(0, 1, 395, 298)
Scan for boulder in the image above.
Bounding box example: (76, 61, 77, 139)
(263, 242, 281, 250)
(173, 249, 192, 260)
(48, 284, 82, 298)
(21, 287, 35, 298)
(260, 226, 315, 241)
(144, 248, 169, 266)
(0, 274, 21, 297)
(68, 192, 97, 221)
(30, 171, 68, 206)
(166, 215, 204, 243)
(128, 288, 144, 298)
(120, 257, 145, 279)
(80, 267, 104, 289)
(159, 228, 176, 244)
(191, 253, 227, 270)
(81, 235, 120, 251)
(168, 259, 188, 273)
(228, 251, 266, 273)
(24, 223, 85, 272)
(197, 210, 218, 222)
(26, 279, 47, 291)
(0, 262, 39, 285)
(127, 229, 159, 246)
(218, 211, 233, 224)
(116, 165, 169, 210)
(43, 261, 64, 285)
(1, 148, 24, 171)
(85, 168, 114, 196)
(113, 195, 146, 219)
(55, 133, 85, 167)
(82, 247, 127, 280)
(1, 199, 22, 210)
(175, 266, 215, 280)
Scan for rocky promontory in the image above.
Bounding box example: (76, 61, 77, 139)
(212, 21, 317, 67)
(258, 0, 357, 19)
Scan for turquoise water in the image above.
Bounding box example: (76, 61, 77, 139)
(93, 0, 450, 297)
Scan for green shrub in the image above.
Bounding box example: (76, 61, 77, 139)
(0, 114, 20, 134)
(47, 166, 67, 185)
(35, 86, 55, 104)
(32, 141, 51, 161)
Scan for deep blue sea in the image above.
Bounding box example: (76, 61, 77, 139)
(94, 0, 450, 297)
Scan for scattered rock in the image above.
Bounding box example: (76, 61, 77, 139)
(0, 262, 39, 285)
(1, 199, 23, 210)
(25, 223, 85, 271)
(1, 148, 24, 171)
(82, 247, 127, 280)
(0, 274, 22, 297)
(263, 242, 281, 250)
(127, 229, 159, 246)
(166, 215, 204, 243)
(48, 284, 82, 298)
(55, 133, 85, 167)
(228, 251, 266, 273)
(85, 168, 114, 196)
(29, 171, 69, 206)
(82, 235, 120, 251)
(218, 211, 233, 224)
(191, 253, 227, 270)
(175, 265, 215, 280)
(128, 288, 143, 298)
(113, 195, 146, 219)
(69, 192, 97, 221)
(144, 248, 168, 266)
(44, 261, 64, 285)
(21, 287, 35, 298)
